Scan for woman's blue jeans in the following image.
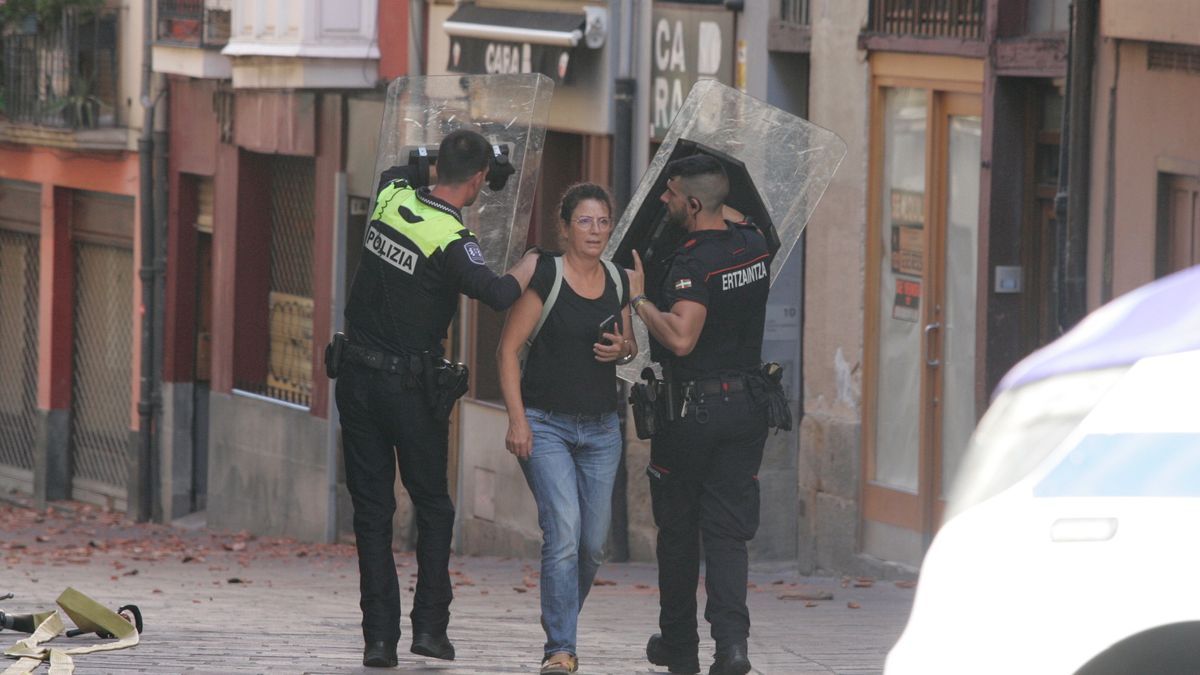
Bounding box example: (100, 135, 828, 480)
(520, 407, 623, 658)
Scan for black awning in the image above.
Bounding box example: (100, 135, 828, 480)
(447, 37, 577, 84)
(443, 4, 587, 48)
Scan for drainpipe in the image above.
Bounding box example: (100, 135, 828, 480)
(152, 89, 169, 522)
(1056, 0, 1097, 333)
(408, 0, 425, 75)
(613, 0, 636, 214)
(1101, 40, 1119, 302)
(136, 0, 158, 523)
(606, 0, 639, 563)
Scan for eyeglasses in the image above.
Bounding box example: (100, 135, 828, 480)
(572, 216, 613, 231)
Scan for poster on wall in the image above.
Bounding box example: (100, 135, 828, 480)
(890, 189, 923, 224)
(890, 224, 923, 276)
(893, 278, 921, 322)
(650, 3, 735, 140)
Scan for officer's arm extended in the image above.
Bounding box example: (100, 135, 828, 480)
(445, 240, 538, 311)
(629, 250, 707, 357)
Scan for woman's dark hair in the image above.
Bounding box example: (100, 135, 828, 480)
(558, 182, 612, 225)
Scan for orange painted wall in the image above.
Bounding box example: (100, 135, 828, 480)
(0, 145, 143, 430)
(377, 0, 410, 81)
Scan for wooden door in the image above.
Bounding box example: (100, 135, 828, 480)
(863, 85, 981, 565)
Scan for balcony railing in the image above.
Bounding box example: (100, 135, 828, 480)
(157, 0, 231, 48)
(868, 0, 984, 40)
(781, 0, 811, 26)
(0, 8, 119, 129)
(782, 0, 811, 25)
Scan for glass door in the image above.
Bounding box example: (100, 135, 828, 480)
(934, 95, 982, 523)
(864, 86, 981, 565)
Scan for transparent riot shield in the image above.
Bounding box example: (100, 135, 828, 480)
(606, 79, 847, 383)
(369, 74, 554, 274)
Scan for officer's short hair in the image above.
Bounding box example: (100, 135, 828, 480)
(666, 154, 729, 213)
(437, 129, 491, 185)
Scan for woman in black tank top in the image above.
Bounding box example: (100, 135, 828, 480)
(496, 183, 637, 674)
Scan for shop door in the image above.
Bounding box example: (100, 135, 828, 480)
(1022, 85, 1064, 353)
(193, 176, 215, 511)
(70, 191, 135, 510)
(0, 179, 41, 491)
(864, 89, 982, 565)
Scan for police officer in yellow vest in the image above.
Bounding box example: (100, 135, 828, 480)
(336, 129, 538, 668)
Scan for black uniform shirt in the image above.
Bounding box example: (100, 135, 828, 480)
(653, 221, 772, 380)
(344, 166, 521, 355)
(521, 254, 630, 415)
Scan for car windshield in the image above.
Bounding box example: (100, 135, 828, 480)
(943, 367, 1127, 522)
(1035, 432, 1200, 497)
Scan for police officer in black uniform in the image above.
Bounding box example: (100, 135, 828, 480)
(335, 129, 538, 668)
(627, 155, 771, 675)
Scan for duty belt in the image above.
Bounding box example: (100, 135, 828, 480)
(344, 343, 423, 375)
(679, 375, 748, 397)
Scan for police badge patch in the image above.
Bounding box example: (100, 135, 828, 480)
(674, 278, 693, 290)
(464, 242, 486, 265)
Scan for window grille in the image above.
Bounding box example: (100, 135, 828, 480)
(781, 0, 811, 25)
(867, 0, 983, 40)
(71, 241, 133, 500)
(237, 156, 315, 407)
(1148, 42, 1200, 76)
(0, 229, 39, 479)
(0, 8, 119, 129)
(156, 0, 231, 47)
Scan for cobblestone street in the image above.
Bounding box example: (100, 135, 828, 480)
(0, 503, 912, 674)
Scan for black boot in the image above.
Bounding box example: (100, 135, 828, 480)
(646, 633, 700, 674)
(411, 632, 456, 660)
(709, 645, 751, 675)
(362, 640, 398, 668)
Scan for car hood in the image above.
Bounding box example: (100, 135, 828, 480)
(998, 265, 1200, 395)
(886, 493, 1200, 675)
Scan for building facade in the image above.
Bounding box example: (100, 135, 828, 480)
(6, 0, 1196, 583)
(152, 0, 412, 542)
(0, 0, 151, 515)
(803, 0, 1073, 572)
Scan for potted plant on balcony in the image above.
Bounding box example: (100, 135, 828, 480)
(42, 77, 104, 128)
(0, 0, 105, 30)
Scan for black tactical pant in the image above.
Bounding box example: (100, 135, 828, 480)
(335, 361, 454, 644)
(648, 386, 768, 655)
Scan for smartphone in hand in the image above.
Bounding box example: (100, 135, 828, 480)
(598, 314, 619, 343)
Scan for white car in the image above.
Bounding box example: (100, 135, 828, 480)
(886, 266, 1200, 675)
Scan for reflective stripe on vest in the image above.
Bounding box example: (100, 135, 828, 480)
(370, 182, 472, 258)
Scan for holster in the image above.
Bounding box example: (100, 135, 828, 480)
(422, 354, 470, 423)
(324, 332, 347, 379)
(629, 367, 670, 440)
(750, 362, 792, 431)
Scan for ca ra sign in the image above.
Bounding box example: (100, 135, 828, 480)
(653, 18, 724, 133)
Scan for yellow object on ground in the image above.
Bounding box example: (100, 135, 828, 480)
(2, 588, 139, 674)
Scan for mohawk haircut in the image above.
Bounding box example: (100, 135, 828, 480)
(665, 154, 729, 214)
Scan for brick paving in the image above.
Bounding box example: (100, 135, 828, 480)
(0, 502, 912, 674)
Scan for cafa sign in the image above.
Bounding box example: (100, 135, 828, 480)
(449, 38, 574, 83)
(651, 3, 734, 140)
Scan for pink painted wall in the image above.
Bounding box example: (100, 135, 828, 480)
(1087, 38, 1200, 308)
